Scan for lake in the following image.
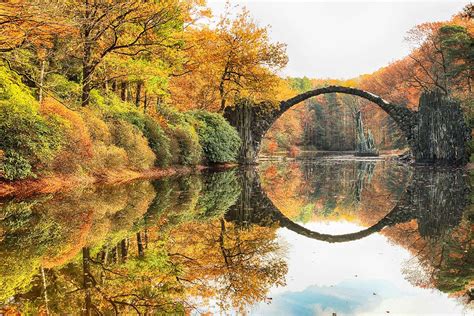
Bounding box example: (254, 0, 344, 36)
(0, 157, 472, 315)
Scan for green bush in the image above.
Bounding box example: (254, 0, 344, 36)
(157, 105, 241, 165)
(91, 91, 142, 123)
(108, 120, 156, 170)
(0, 66, 64, 180)
(167, 122, 202, 166)
(99, 97, 172, 167)
(47, 73, 81, 104)
(191, 111, 241, 163)
(88, 90, 175, 169)
(90, 143, 128, 171)
(0, 105, 64, 165)
(89, 88, 107, 108)
(143, 117, 172, 167)
(0, 150, 34, 180)
(157, 105, 200, 165)
(81, 109, 113, 144)
(117, 110, 147, 131)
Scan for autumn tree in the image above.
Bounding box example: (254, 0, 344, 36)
(404, 21, 473, 95)
(0, 1, 77, 103)
(215, 7, 288, 110)
(365, 8, 472, 102)
(170, 6, 288, 111)
(0, 1, 64, 53)
(49, 0, 199, 107)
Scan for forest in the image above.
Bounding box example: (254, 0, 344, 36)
(0, 0, 291, 188)
(0, 1, 472, 185)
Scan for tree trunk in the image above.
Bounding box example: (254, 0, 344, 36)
(81, 0, 92, 107)
(144, 228, 148, 249)
(38, 59, 46, 103)
(137, 232, 144, 257)
(218, 69, 228, 112)
(120, 82, 128, 101)
(156, 95, 163, 110)
(120, 239, 128, 262)
(143, 91, 148, 113)
(41, 266, 50, 315)
(81, 59, 92, 107)
(135, 81, 142, 107)
(127, 85, 132, 102)
(219, 83, 226, 112)
(101, 250, 107, 264)
(111, 246, 117, 264)
(82, 247, 93, 316)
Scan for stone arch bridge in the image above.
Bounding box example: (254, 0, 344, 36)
(224, 86, 470, 165)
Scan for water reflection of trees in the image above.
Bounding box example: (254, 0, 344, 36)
(383, 168, 472, 301)
(260, 160, 410, 225)
(0, 180, 156, 304)
(0, 170, 287, 314)
(1, 163, 472, 313)
(301, 160, 378, 203)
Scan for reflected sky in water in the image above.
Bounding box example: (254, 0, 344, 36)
(253, 221, 468, 315)
(0, 158, 472, 315)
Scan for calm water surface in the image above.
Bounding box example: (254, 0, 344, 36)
(0, 157, 472, 315)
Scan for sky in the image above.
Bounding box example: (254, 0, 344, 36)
(207, 0, 470, 79)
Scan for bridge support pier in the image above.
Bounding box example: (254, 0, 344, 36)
(411, 91, 470, 165)
(224, 99, 278, 164)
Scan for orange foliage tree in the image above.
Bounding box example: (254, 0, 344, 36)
(169, 5, 288, 112)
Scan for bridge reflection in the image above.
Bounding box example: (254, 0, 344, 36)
(225, 165, 469, 243)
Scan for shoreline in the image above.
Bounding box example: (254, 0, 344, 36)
(2, 152, 470, 199)
(0, 164, 237, 199)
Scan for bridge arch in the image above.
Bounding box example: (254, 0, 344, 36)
(280, 86, 415, 142)
(224, 86, 469, 165)
(261, 199, 412, 244)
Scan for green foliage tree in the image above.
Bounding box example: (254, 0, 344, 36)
(289, 76, 312, 93)
(438, 25, 473, 92)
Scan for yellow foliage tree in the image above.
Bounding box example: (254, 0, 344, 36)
(170, 6, 288, 111)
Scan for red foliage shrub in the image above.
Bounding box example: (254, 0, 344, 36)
(267, 140, 278, 154)
(41, 97, 93, 173)
(288, 146, 300, 158)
